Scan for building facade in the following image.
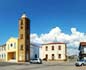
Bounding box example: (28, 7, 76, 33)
(30, 43, 39, 59)
(0, 44, 6, 62)
(79, 42, 86, 60)
(18, 14, 30, 62)
(6, 37, 18, 62)
(0, 14, 31, 62)
(0, 37, 39, 62)
(40, 43, 67, 61)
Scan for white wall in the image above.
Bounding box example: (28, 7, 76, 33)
(0, 47, 6, 61)
(30, 45, 39, 59)
(40, 43, 66, 60)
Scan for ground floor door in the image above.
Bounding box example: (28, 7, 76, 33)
(45, 54, 48, 61)
(52, 54, 54, 60)
(8, 52, 16, 62)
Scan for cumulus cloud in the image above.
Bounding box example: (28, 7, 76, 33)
(30, 27, 86, 55)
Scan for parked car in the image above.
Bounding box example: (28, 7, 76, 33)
(30, 58, 42, 64)
(75, 60, 86, 66)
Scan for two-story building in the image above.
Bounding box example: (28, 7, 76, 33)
(39, 42, 67, 61)
(79, 42, 86, 60)
(0, 44, 6, 62)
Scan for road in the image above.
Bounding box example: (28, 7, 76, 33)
(0, 61, 86, 70)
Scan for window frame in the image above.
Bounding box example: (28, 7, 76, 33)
(52, 46, 54, 50)
(45, 46, 48, 51)
(20, 34, 23, 39)
(20, 45, 23, 50)
(58, 54, 61, 59)
(58, 45, 61, 50)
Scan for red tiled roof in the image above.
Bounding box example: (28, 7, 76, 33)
(80, 42, 86, 46)
(42, 42, 66, 45)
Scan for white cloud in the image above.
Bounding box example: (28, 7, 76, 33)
(30, 34, 43, 44)
(30, 27, 86, 55)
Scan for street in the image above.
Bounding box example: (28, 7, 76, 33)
(0, 61, 86, 70)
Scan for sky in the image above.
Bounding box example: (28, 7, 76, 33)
(0, 0, 86, 55)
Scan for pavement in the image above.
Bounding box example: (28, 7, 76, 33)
(0, 61, 86, 70)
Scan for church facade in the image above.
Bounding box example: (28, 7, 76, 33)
(0, 14, 31, 62)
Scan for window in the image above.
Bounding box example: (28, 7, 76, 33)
(1, 47, 3, 51)
(45, 54, 48, 60)
(14, 43, 16, 48)
(45, 46, 48, 51)
(20, 45, 23, 50)
(35, 54, 37, 58)
(2, 47, 4, 51)
(52, 46, 54, 50)
(21, 26, 23, 29)
(21, 20, 23, 25)
(4, 47, 6, 50)
(52, 54, 54, 60)
(58, 46, 61, 50)
(58, 54, 61, 59)
(2, 54, 3, 59)
(10, 43, 13, 47)
(20, 34, 23, 39)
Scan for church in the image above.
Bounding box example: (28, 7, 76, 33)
(0, 14, 39, 62)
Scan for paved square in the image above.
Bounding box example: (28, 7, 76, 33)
(0, 61, 86, 70)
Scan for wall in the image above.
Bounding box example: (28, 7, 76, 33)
(30, 44, 39, 59)
(40, 43, 66, 61)
(6, 37, 18, 62)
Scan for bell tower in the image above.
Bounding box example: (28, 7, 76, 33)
(18, 13, 30, 62)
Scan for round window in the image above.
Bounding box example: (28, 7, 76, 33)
(10, 43, 13, 47)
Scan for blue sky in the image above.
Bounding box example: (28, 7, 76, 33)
(0, 0, 86, 45)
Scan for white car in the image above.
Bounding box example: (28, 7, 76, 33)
(30, 58, 42, 64)
(75, 60, 86, 66)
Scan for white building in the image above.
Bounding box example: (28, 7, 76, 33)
(39, 43, 67, 61)
(30, 43, 39, 59)
(0, 44, 6, 62)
